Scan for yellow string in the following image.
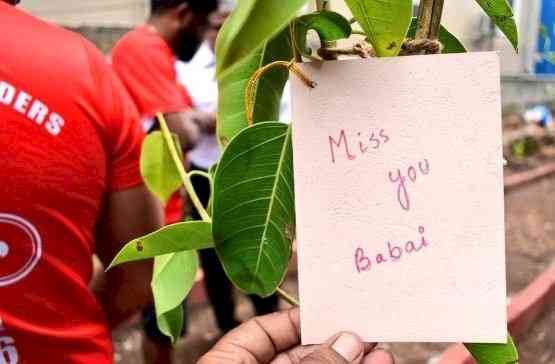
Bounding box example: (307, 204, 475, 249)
(244, 60, 316, 127)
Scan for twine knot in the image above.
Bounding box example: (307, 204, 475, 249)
(399, 39, 443, 56)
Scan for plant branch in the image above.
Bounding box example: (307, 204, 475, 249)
(276, 287, 299, 306)
(315, 0, 329, 11)
(429, 0, 445, 40)
(416, 0, 445, 40)
(156, 113, 212, 222)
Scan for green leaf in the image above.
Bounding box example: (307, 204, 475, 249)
(465, 336, 519, 364)
(294, 11, 352, 56)
(511, 136, 540, 158)
(344, 0, 412, 57)
(156, 305, 184, 344)
(216, 0, 309, 77)
(217, 29, 292, 146)
(406, 18, 466, 53)
(108, 221, 213, 269)
(474, 0, 518, 51)
(140, 131, 183, 205)
(152, 251, 198, 343)
(213, 122, 295, 297)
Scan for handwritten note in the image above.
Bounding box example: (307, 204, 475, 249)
(291, 53, 507, 344)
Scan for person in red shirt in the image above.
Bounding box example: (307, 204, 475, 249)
(112, 1, 217, 362)
(0, 2, 163, 363)
(112, 0, 218, 226)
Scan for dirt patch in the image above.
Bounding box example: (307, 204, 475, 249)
(517, 308, 555, 364)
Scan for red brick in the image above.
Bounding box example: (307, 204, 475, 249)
(438, 263, 555, 364)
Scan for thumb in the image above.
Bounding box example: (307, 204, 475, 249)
(301, 332, 365, 364)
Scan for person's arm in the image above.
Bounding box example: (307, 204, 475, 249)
(163, 110, 217, 151)
(191, 110, 217, 134)
(82, 39, 165, 326)
(164, 111, 201, 151)
(95, 185, 164, 328)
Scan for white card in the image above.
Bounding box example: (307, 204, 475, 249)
(292, 53, 507, 344)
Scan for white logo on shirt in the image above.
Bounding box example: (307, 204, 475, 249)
(0, 242, 8, 259)
(0, 214, 42, 288)
(0, 80, 65, 136)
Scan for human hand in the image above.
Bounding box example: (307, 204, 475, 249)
(191, 111, 217, 134)
(197, 308, 394, 364)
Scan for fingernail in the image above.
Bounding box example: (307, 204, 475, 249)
(331, 333, 362, 362)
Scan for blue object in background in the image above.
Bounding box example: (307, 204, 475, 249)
(537, 0, 555, 74)
(525, 105, 553, 127)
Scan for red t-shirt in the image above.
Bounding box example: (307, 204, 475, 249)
(112, 25, 193, 224)
(0, 5, 144, 364)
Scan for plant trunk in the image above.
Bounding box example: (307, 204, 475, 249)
(416, 0, 445, 40)
(316, 0, 329, 11)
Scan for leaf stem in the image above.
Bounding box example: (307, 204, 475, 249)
(289, 22, 303, 63)
(156, 113, 212, 222)
(189, 170, 212, 182)
(314, 0, 333, 58)
(189, 170, 214, 214)
(276, 287, 299, 307)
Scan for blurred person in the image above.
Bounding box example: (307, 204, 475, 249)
(0, 2, 163, 363)
(198, 308, 395, 364)
(177, 6, 290, 335)
(111, 1, 218, 363)
(111, 0, 218, 146)
(112, 0, 218, 225)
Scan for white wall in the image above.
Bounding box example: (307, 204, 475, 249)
(20, 0, 540, 74)
(20, 0, 149, 27)
(442, 0, 540, 74)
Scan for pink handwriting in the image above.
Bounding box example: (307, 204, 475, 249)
(329, 129, 389, 163)
(355, 225, 430, 273)
(388, 159, 430, 211)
